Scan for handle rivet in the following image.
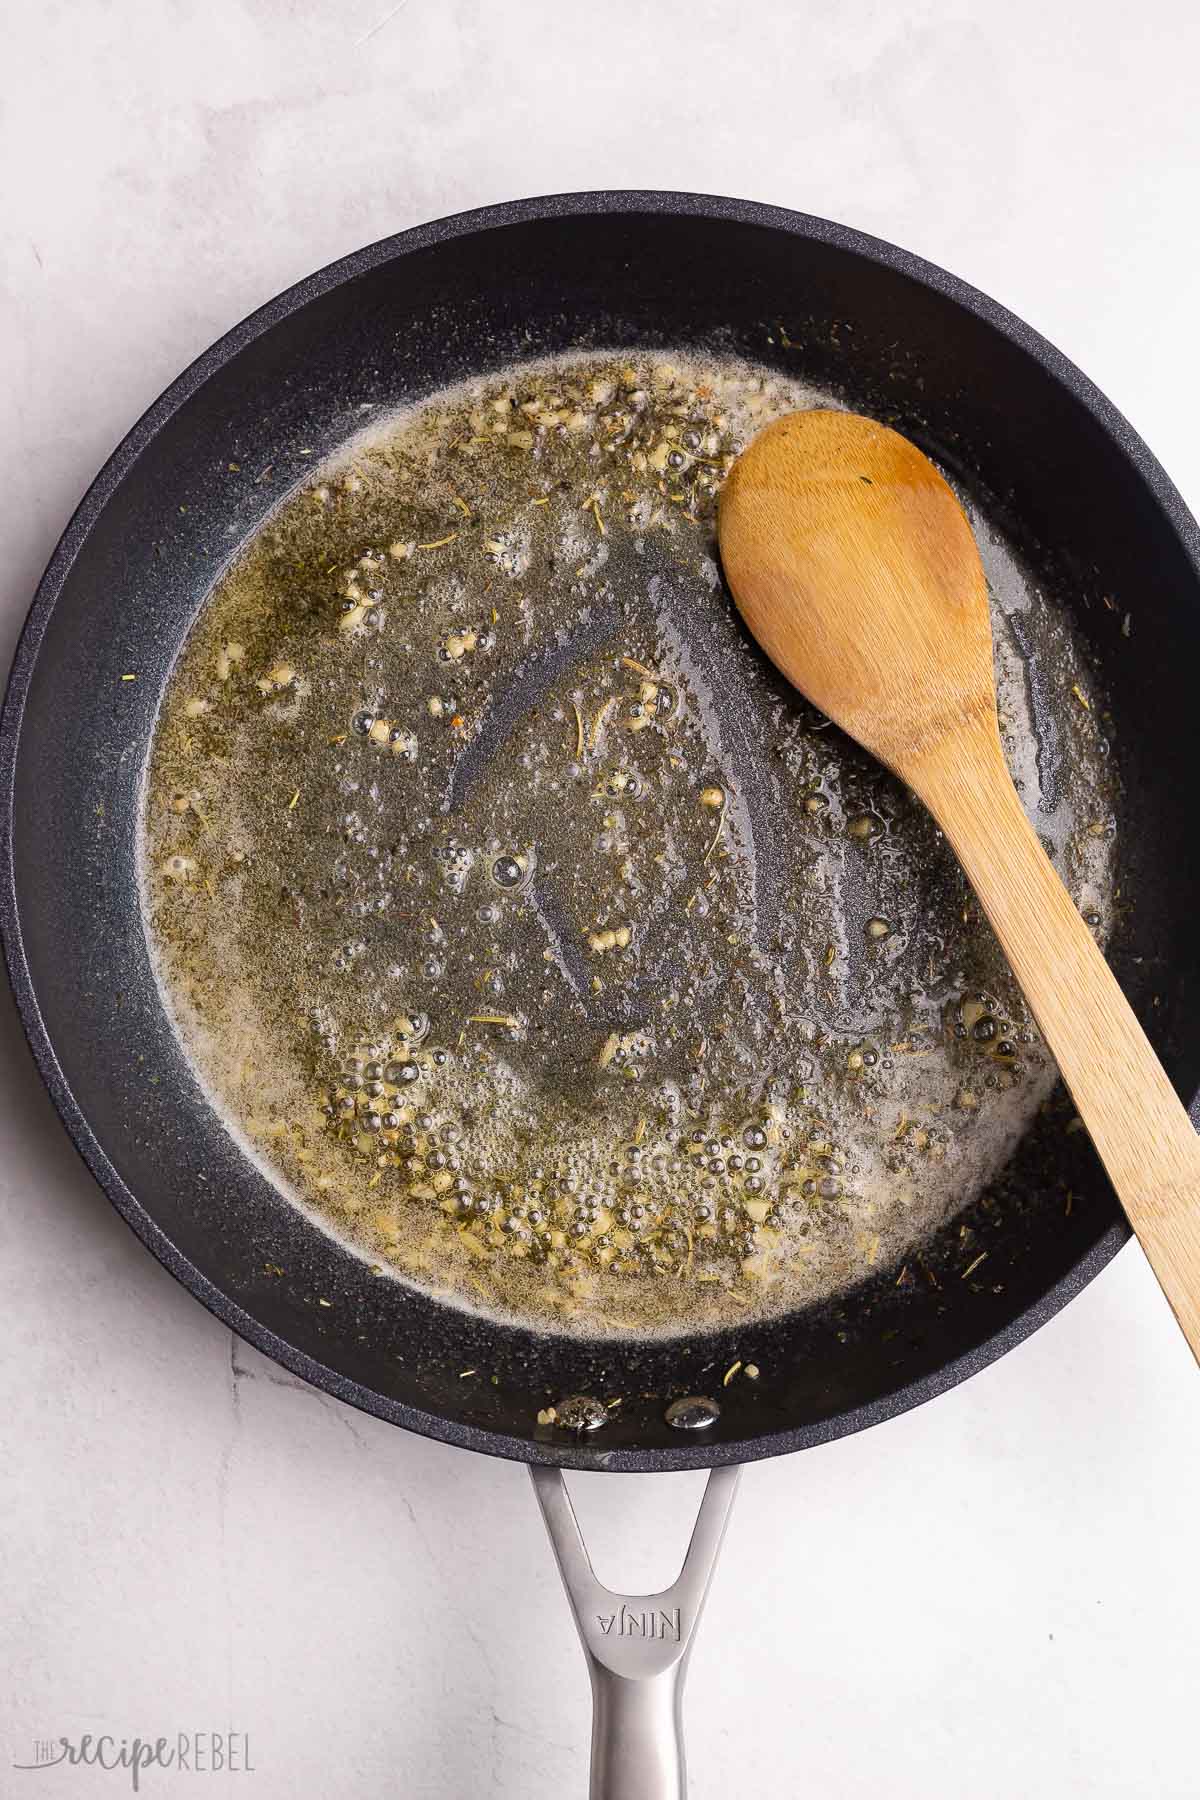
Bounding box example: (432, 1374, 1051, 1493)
(665, 1396, 720, 1430)
(556, 1394, 609, 1431)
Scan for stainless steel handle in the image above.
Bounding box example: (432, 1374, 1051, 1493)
(530, 1463, 740, 1800)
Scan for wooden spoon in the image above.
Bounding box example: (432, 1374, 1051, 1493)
(718, 408, 1200, 1360)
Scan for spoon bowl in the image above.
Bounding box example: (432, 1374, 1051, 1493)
(718, 410, 1000, 792)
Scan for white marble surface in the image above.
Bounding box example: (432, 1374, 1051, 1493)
(4, 2, 1200, 1794)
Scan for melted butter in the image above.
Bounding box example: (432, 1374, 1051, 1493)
(140, 352, 1119, 1336)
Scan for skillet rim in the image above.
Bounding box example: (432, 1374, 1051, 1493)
(2, 189, 1187, 1470)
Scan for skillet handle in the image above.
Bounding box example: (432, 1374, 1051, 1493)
(530, 1463, 740, 1800)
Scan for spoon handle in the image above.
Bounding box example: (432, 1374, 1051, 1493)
(922, 733, 1200, 1362)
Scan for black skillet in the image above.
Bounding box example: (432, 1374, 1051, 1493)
(4, 193, 1200, 1794)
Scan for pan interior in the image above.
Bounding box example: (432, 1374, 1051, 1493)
(7, 199, 1200, 1466)
(141, 345, 1118, 1349)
